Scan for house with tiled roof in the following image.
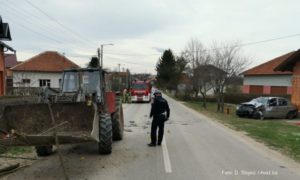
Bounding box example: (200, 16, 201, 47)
(4, 53, 18, 92)
(242, 52, 294, 95)
(11, 51, 79, 89)
(274, 49, 300, 109)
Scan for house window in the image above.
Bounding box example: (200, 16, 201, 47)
(22, 79, 31, 87)
(39, 79, 51, 87)
(59, 79, 62, 88)
(22, 79, 31, 84)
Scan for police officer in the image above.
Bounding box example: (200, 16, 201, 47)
(148, 90, 170, 146)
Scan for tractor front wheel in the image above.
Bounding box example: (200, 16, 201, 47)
(98, 114, 112, 155)
(112, 103, 124, 141)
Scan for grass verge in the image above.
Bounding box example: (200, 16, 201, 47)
(3, 146, 33, 156)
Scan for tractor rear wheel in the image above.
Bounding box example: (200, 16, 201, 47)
(98, 114, 112, 155)
(35, 145, 53, 156)
(112, 102, 124, 141)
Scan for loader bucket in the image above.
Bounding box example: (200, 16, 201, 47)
(0, 102, 97, 146)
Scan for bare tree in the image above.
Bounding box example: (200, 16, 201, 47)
(183, 38, 211, 98)
(210, 41, 250, 112)
(194, 64, 225, 108)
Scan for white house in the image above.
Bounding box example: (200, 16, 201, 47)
(242, 51, 294, 95)
(11, 51, 79, 89)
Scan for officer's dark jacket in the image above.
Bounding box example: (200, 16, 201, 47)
(150, 96, 170, 119)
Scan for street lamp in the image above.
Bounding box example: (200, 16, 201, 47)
(99, 43, 114, 68)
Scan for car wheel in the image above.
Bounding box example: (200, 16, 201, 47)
(286, 111, 297, 119)
(255, 111, 264, 120)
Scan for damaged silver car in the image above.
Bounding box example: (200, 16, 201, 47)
(236, 97, 298, 120)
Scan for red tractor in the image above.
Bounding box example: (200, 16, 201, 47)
(0, 68, 124, 155)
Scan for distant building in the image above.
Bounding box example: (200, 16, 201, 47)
(274, 49, 300, 109)
(108, 71, 132, 92)
(4, 53, 18, 93)
(0, 16, 14, 95)
(242, 52, 293, 95)
(11, 51, 79, 89)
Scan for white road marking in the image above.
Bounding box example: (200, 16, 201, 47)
(162, 138, 172, 173)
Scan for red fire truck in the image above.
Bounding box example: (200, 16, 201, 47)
(130, 80, 151, 103)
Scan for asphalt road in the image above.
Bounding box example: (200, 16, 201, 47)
(5, 96, 300, 180)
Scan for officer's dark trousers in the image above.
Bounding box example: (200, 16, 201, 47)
(151, 116, 165, 144)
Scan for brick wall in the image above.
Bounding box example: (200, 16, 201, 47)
(242, 85, 250, 93)
(292, 61, 300, 109)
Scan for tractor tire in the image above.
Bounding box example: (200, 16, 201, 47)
(112, 103, 124, 141)
(98, 114, 112, 155)
(35, 145, 53, 157)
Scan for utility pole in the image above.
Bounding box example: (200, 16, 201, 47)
(97, 48, 101, 67)
(100, 45, 103, 68)
(99, 43, 113, 68)
(118, 63, 121, 72)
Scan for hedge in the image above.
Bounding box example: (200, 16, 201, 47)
(175, 93, 291, 105)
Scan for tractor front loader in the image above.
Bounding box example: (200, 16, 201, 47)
(0, 68, 124, 156)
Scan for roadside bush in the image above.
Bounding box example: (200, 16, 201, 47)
(175, 92, 292, 105)
(175, 93, 193, 101)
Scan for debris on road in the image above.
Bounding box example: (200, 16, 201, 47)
(129, 123, 138, 127)
(125, 129, 133, 132)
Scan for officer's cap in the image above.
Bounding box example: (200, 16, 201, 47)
(154, 90, 162, 96)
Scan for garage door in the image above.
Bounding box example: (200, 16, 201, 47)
(270, 86, 287, 95)
(249, 85, 263, 94)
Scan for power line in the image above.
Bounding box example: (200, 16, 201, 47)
(4, 16, 63, 44)
(24, 0, 97, 48)
(67, 53, 152, 67)
(0, 1, 95, 52)
(105, 52, 161, 57)
(1, 12, 86, 51)
(240, 33, 300, 47)
(1, 5, 65, 43)
(2, 1, 300, 58)
(97, 33, 300, 57)
(2, 1, 74, 43)
(183, 33, 300, 54)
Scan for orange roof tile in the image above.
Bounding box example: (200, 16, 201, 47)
(11, 51, 79, 72)
(243, 51, 294, 76)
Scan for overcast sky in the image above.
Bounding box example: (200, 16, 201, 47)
(1, 0, 300, 73)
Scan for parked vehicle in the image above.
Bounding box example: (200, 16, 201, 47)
(130, 80, 151, 103)
(236, 97, 298, 120)
(0, 68, 124, 156)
